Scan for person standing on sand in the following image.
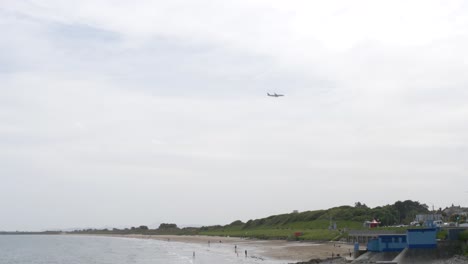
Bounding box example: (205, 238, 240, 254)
(245, 250, 247, 257)
(234, 245, 237, 253)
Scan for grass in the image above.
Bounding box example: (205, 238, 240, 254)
(198, 220, 367, 241)
(198, 219, 419, 241)
(199, 228, 342, 241)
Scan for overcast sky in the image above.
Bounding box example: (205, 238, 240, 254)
(1, 0, 467, 231)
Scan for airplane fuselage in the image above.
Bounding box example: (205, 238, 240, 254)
(267, 93, 284, 97)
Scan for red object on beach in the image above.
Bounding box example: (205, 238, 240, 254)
(294, 232, 303, 237)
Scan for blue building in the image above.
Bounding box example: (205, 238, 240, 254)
(406, 228, 437, 248)
(367, 234, 407, 252)
(366, 228, 437, 252)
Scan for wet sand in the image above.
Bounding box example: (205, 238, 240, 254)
(106, 234, 354, 262)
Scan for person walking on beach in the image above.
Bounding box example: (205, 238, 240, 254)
(234, 245, 237, 253)
(245, 250, 247, 257)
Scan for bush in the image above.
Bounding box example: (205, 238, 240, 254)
(158, 223, 178, 229)
(229, 220, 244, 226)
(459, 230, 468, 242)
(437, 230, 448, 240)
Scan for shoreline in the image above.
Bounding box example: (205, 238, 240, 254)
(71, 234, 354, 263)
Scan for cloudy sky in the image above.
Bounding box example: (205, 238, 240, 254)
(1, 0, 467, 231)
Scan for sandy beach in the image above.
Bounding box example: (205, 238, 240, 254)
(101, 234, 354, 263)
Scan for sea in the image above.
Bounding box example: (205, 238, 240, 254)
(0, 235, 289, 264)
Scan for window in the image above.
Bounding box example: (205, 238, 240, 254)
(381, 236, 392, 243)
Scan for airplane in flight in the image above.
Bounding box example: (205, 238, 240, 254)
(267, 93, 284, 97)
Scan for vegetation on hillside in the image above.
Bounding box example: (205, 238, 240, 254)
(70, 200, 430, 241)
(197, 200, 428, 240)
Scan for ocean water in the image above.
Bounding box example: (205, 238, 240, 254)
(0, 235, 288, 264)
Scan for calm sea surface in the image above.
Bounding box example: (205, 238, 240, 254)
(0, 235, 287, 264)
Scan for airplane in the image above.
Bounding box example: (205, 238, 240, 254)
(267, 93, 284, 97)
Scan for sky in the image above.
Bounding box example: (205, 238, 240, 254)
(1, 0, 468, 231)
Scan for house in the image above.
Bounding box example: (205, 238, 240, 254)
(366, 228, 437, 252)
(363, 219, 381, 228)
(406, 228, 437, 248)
(367, 234, 407, 252)
(443, 205, 468, 217)
(415, 214, 442, 223)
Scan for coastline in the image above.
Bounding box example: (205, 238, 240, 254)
(74, 234, 354, 263)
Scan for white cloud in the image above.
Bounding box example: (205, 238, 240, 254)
(1, 0, 468, 230)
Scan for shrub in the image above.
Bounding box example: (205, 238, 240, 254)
(459, 230, 468, 242)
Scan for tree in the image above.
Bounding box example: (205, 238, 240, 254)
(229, 220, 244, 226)
(354, 202, 368, 208)
(158, 223, 178, 229)
(393, 200, 429, 224)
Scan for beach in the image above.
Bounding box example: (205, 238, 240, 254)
(106, 234, 354, 263)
